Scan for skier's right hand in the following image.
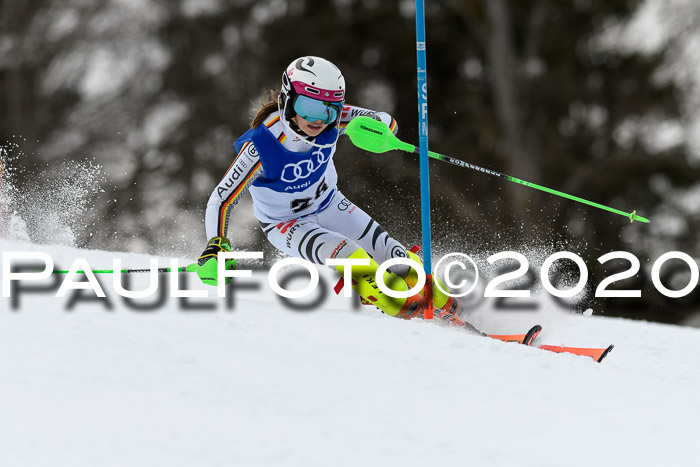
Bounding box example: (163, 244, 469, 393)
(192, 236, 237, 286)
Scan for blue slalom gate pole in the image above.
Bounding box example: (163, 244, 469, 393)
(415, 0, 432, 318)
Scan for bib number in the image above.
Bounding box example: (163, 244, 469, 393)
(290, 178, 329, 214)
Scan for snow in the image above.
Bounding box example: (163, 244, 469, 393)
(1, 238, 699, 467)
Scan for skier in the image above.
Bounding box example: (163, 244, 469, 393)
(195, 56, 461, 322)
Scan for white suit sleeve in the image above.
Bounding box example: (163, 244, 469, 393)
(205, 141, 263, 239)
(338, 104, 399, 135)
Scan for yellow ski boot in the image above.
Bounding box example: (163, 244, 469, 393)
(403, 245, 462, 318)
(333, 248, 428, 320)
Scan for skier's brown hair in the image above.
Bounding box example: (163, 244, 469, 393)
(251, 90, 279, 129)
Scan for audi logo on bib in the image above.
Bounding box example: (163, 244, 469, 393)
(281, 148, 331, 183)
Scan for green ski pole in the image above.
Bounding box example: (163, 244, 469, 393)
(52, 265, 197, 274)
(344, 116, 650, 224)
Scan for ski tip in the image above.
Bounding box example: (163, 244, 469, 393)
(597, 344, 614, 363)
(523, 324, 543, 346)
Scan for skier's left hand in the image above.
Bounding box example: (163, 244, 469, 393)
(192, 236, 237, 286)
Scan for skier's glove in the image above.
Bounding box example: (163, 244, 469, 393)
(193, 236, 237, 286)
(371, 113, 399, 135)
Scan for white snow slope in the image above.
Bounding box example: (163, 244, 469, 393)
(1, 238, 699, 467)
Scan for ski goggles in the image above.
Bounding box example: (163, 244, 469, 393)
(293, 95, 343, 124)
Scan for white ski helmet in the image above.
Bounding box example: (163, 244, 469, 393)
(280, 56, 345, 127)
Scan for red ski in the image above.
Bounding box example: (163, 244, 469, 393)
(465, 321, 614, 363)
(488, 325, 542, 346)
(537, 344, 614, 363)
